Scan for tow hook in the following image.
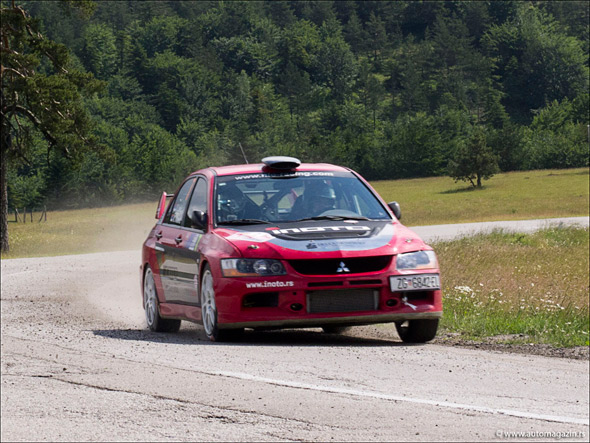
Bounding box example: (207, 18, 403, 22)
(401, 295, 417, 311)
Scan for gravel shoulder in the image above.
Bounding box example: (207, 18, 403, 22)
(350, 325, 590, 361)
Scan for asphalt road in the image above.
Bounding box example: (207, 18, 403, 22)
(1, 218, 588, 442)
(411, 216, 589, 243)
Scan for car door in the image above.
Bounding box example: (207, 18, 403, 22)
(170, 176, 209, 305)
(156, 177, 196, 303)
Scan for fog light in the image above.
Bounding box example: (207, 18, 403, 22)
(290, 303, 303, 311)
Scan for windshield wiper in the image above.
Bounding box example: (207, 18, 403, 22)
(295, 215, 370, 222)
(218, 219, 271, 225)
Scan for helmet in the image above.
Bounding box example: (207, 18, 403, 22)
(317, 185, 336, 201)
(305, 180, 335, 200)
(218, 184, 246, 214)
(306, 181, 335, 214)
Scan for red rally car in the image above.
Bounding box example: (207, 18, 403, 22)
(140, 157, 442, 342)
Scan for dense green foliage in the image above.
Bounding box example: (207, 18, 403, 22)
(6, 0, 590, 209)
(0, 0, 101, 250)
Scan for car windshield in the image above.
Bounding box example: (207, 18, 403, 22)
(215, 171, 391, 224)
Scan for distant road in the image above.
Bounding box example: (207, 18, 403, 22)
(410, 216, 589, 243)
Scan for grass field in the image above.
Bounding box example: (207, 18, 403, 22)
(437, 227, 589, 347)
(372, 167, 589, 226)
(2, 202, 156, 259)
(2, 168, 588, 347)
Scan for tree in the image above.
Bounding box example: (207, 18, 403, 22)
(366, 12, 387, 65)
(314, 17, 358, 102)
(483, 4, 588, 124)
(278, 61, 313, 120)
(448, 127, 499, 188)
(357, 62, 385, 129)
(344, 12, 366, 54)
(520, 98, 590, 169)
(81, 22, 117, 79)
(385, 112, 445, 179)
(1, 0, 101, 252)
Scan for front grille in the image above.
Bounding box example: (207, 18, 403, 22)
(289, 256, 392, 275)
(307, 289, 379, 313)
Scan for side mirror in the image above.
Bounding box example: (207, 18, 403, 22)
(388, 201, 401, 220)
(190, 210, 208, 231)
(155, 192, 173, 219)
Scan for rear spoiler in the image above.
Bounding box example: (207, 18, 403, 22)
(155, 192, 174, 219)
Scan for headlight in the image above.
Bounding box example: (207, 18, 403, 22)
(221, 259, 286, 277)
(395, 250, 438, 270)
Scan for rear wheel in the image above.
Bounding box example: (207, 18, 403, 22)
(200, 264, 243, 342)
(144, 266, 181, 333)
(395, 319, 438, 343)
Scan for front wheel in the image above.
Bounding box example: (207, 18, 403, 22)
(200, 264, 243, 342)
(395, 319, 439, 343)
(144, 266, 181, 333)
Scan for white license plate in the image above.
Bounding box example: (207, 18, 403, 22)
(390, 274, 440, 292)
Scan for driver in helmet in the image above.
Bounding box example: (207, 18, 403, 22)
(291, 180, 336, 218)
(217, 183, 262, 222)
(217, 184, 247, 221)
(310, 183, 336, 215)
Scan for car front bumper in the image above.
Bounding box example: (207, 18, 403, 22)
(213, 272, 443, 329)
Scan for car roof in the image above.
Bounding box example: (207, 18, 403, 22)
(197, 162, 351, 177)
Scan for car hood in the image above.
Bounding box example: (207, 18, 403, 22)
(214, 220, 429, 260)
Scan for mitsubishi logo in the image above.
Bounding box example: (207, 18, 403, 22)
(336, 262, 350, 273)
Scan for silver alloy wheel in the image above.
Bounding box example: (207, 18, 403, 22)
(144, 268, 158, 328)
(201, 269, 217, 337)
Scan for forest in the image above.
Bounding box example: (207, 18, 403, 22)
(3, 0, 590, 210)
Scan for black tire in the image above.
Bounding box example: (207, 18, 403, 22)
(200, 264, 243, 342)
(322, 326, 351, 334)
(143, 266, 181, 333)
(395, 319, 439, 343)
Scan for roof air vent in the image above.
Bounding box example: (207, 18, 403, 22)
(261, 156, 301, 171)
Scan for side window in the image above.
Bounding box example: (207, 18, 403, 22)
(185, 178, 208, 227)
(165, 178, 196, 225)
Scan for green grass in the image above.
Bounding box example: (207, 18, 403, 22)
(372, 167, 589, 226)
(436, 227, 589, 347)
(2, 202, 156, 259)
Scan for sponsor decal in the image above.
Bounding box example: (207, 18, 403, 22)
(227, 231, 274, 243)
(246, 280, 295, 289)
(272, 225, 371, 235)
(185, 233, 202, 251)
(234, 171, 335, 180)
(268, 223, 395, 252)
